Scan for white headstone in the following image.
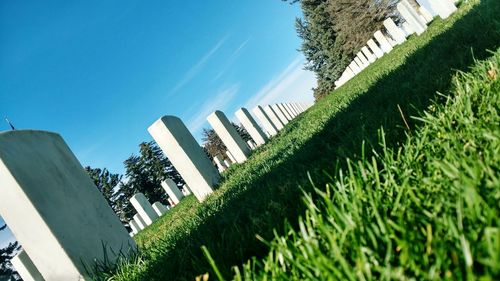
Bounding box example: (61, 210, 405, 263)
(11, 250, 44, 281)
(223, 159, 231, 167)
(208, 110, 251, 164)
(374, 30, 393, 53)
(252, 105, 279, 136)
(235, 108, 268, 146)
(148, 116, 219, 202)
(129, 220, 140, 235)
(402, 22, 415, 36)
(397, 0, 427, 35)
(354, 57, 365, 70)
(161, 178, 185, 205)
(133, 214, 146, 230)
(367, 39, 384, 58)
(130, 193, 159, 226)
(419, 6, 434, 23)
(416, 0, 455, 19)
(152, 202, 168, 216)
(383, 18, 407, 44)
(263, 105, 285, 130)
(284, 103, 298, 117)
(361, 46, 377, 63)
(270, 104, 289, 126)
(277, 104, 293, 121)
(213, 155, 227, 172)
(357, 52, 370, 67)
(0, 130, 136, 280)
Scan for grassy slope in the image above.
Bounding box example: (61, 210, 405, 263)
(224, 45, 500, 281)
(104, 0, 500, 280)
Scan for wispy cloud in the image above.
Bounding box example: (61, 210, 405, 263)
(168, 35, 229, 96)
(212, 37, 251, 82)
(186, 84, 240, 133)
(244, 56, 317, 109)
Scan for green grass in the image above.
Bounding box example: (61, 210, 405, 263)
(217, 44, 500, 281)
(99, 0, 500, 280)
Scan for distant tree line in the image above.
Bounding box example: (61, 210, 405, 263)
(284, 0, 398, 100)
(0, 224, 21, 280)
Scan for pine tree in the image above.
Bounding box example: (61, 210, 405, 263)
(0, 224, 21, 280)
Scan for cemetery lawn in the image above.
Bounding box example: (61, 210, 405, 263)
(216, 44, 500, 281)
(101, 0, 500, 280)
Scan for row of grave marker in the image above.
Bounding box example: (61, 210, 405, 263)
(0, 101, 310, 280)
(126, 102, 310, 236)
(334, 0, 458, 88)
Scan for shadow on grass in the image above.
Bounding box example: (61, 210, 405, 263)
(122, 1, 500, 280)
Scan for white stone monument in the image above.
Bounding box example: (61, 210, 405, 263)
(235, 108, 268, 146)
(277, 104, 293, 121)
(354, 57, 366, 69)
(152, 202, 168, 216)
(129, 220, 140, 235)
(133, 214, 146, 230)
(367, 39, 384, 58)
(383, 18, 406, 44)
(263, 105, 285, 130)
(357, 52, 370, 67)
(374, 30, 393, 53)
(0, 130, 136, 280)
(11, 250, 44, 281)
(223, 159, 231, 168)
(416, 0, 455, 19)
(252, 105, 279, 136)
(161, 178, 185, 205)
(148, 116, 219, 202)
(213, 155, 227, 172)
(130, 193, 159, 226)
(361, 46, 376, 63)
(208, 110, 251, 164)
(397, 0, 427, 35)
(270, 104, 289, 126)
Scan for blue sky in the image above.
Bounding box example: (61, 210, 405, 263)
(0, 1, 316, 247)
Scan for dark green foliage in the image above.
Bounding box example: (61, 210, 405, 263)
(290, 0, 397, 99)
(86, 141, 184, 224)
(0, 225, 20, 280)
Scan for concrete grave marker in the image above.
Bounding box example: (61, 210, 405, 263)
(374, 30, 393, 53)
(208, 110, 251, 164)
(367, 39, 384, 58)
(270, 104, 289, 126)
(383, 18, 406, 44)
(235, 108, 268, 146)
(11, 250, 44, 281)
(263, 105, 285, 130)
(161, 178, 185, 205)
(0, 130, 136, 280)
(397, 0, 427, 35)
(133, 214, 146, 230)
(252, 105, 279, 136)
(130, 193, 159, 226)
(152, 202, 168, 216)
(149, 116, 219, 202)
